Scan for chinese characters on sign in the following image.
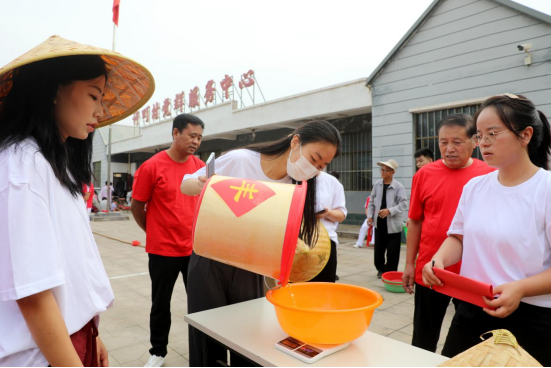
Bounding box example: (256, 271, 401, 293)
(162, 98, 172, 118)
(239, 70, 255, 89)
(220, 75, 233, 99)
(135, 69, 263, 126)
(152, 102, 160, 121)
(133, 111, 140, 126)
(141, 105, 151, 124)
(174, 92, 185, 113)
(189, 87, 201, 109)
(204, 80, 216, 106)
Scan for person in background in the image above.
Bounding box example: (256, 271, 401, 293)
(115, 177, 125, 198)
(406, 148, 435, 229)
(367, 159, 407, 278)
(99, 181, 113, 201)
(414, 147, 434, 170)
(403, 114, 495, 353)
(310, 170, 347, 283)
(423, 95, 551, 366)
(354, 196, 373, 248)
(110, 197, 119, 212)
(131, 114, 205, 368)
(100, 197, 109, 211)
(92, 190, 101, 212)
(82, 182, 94, 215)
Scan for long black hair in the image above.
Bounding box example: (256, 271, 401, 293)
(246, 120, 341, 247)
(474, 94, 551, 170)
(0, 55, 107, 196)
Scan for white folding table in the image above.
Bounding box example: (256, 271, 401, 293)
(185, 298, 448, 367)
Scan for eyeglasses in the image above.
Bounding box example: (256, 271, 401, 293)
(471, 129, 518, 146)
(379, 168, 394, 173)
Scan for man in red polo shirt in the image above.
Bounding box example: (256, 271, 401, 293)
(82, 182, 94, 215)
(131, 114, 205, 367)
(403, 114, 495, 353)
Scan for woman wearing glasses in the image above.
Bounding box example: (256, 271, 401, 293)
(422, 94, 551, 365)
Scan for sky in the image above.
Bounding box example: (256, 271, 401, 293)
(2, 0, 550, 126)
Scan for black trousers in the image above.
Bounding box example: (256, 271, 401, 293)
(442, 300, 551, 366)
(309, 240, 337, 283)
(148, 253, 190, 357)
(374, 223, 401, 273)
(187, 252, 264, 367)
(412, 283, 452, 352)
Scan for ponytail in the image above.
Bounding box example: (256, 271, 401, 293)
(532, 111, 551, 170)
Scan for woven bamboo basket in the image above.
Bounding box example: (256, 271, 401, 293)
(439, 329, 542, 367)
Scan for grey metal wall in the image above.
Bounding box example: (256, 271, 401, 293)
(370, 0, 551, 218)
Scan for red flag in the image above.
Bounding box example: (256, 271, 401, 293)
(112, 0, 120, 26)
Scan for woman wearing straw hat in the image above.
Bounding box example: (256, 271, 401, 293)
(0, 36, 154, 367)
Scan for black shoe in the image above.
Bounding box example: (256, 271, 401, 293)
(335, 275, 340, 281)
(377, 271, 383, 278)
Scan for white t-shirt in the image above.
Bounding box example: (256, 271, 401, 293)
(0, 140, 114, 367)
(448, 169, 551, 308)
(183, 149, 291, 184)
(99, 185, 113, 201)
(316, 172, 347, 245)
(100, 199, 109, 211)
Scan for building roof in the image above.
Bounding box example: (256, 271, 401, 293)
(365, 0, 551, 87)
(97, 124, 140, 145)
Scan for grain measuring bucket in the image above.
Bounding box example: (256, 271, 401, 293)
(192, 175, 307, 287)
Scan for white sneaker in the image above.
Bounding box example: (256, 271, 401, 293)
(353, 244, 362, 248)
(144, 355, 165, 367)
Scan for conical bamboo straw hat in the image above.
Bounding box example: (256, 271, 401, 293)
(289, 223, 331, 282)
(0, 35, 154, 128)
(439, 329, 542, 367)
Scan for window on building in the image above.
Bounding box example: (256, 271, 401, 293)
(326, 114, 372, 191)
(93, 161, 101, 188)
(414, 104, 481, 161)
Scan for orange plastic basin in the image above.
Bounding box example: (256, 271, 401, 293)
(266, 283, 383, 344)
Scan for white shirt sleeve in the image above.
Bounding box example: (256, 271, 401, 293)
(182, 151, 244, 182)
(447, 186, 468, 237)
(331, 180, 347, 217)
(0, 183, 65, 301)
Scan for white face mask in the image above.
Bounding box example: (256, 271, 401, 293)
(287, 144, 319, 181)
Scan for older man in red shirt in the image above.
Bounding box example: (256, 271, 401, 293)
(403, 113, 495, 353)
(131, 114, 205, 367)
